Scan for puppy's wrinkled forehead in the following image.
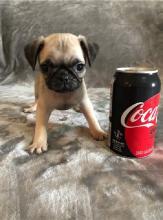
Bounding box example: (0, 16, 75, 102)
(39, 34, 84, 64)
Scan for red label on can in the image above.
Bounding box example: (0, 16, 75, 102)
(121, 93, 160, 158)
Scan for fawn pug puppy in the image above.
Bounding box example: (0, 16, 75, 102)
(24, 33, 107, 154)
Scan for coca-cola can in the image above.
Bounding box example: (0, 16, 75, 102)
(109, 67, 161, 158)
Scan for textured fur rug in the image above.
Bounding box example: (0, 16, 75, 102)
(0, 85, 163, 220)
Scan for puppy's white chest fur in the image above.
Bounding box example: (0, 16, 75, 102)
(52, 91, 83, 110)
(42, 80, 84, 111)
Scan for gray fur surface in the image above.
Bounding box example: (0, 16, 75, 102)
(0, 85, 163, 220)
(0, 0, 163, 86)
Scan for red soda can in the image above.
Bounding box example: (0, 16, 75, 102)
(109, 67, 161, 158)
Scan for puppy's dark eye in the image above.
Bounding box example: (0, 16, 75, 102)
(40, 63, 49, 73)
(74, 63, 85, 72)
(40, 60, 55, 73)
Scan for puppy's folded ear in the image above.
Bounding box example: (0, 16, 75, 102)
(78, 35, 99, 67)
(24, 36, 44, 71)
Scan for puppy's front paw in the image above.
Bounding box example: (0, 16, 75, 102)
(90, 128, 107, 141)
(28, 142, 48, 154)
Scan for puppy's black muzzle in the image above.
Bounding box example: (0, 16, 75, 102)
(45, 67, 82, 93)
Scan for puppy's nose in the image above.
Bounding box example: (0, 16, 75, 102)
(63, 74, 69, 82)
(60, 70, 69, 81)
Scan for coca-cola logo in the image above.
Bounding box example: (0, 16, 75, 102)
(121, 93, 160, 158)
(121, 102, 159, 128)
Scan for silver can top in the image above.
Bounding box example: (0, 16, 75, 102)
(116, 67, 158, 75)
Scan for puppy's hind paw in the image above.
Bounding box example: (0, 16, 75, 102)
(28, 142, 48, 154)
(23, 103, 37, 113)
(73, 105, 81, 113)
